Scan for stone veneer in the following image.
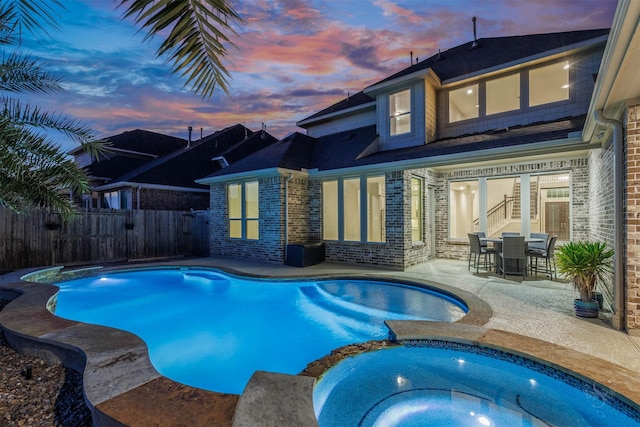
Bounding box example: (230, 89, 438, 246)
(209, 177, 286, 263)
(626, 104, 640, 333)
(588, 128, 616, 314)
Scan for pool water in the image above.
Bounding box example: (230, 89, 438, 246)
(314, 346, 640, 427)
(51, 269, 466, 394)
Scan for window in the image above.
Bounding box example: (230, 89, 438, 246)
(367, 176, 386, 243)
(343, 178, 361, 241)
(449, 172, 572, 241)
(449, 180, 479, 238)
(323, 181, 338, 240)
(102, 190, 128, 209)
(411, 177, 423, 243)
(389, 89, 411, 136)
(486, 177, 521, 237)
(529, 60, 569, 107)
(531, 173, 570, 241)
(227, 181, 259, 240)
(322, 176, 386, 243)
(449, 84, 479, 122)
(486, 74, 520, 115)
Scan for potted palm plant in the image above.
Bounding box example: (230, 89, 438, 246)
(554, 241, 614, 318)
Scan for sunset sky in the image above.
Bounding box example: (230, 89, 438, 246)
(21, 0, 618, 151)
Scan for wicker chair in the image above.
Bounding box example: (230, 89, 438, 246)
(529, 236, 558, 279)
(468, 233, 496, 273)
(499, 235, 527, 278)
(527, 232, 549, 272)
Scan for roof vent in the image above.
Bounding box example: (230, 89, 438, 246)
(470, 16, 479, 49)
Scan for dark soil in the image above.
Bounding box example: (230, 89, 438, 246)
(0, 316, 92, 426)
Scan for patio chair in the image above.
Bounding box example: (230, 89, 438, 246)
(475, 231, 488, 249)
(529, 236, 558, 279)
(499, 235, 527, 278)
(468, 233, 496, 273)
(527, 232, 549, 272)
(501, 232, 520, 237)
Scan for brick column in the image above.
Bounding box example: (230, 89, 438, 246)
(626, 104, 640, 332)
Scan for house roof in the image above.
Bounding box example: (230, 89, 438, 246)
(199, 132, 316, 179)
(371, 28, 609, 87)
(202, 115, 585, 180)
(84, 129, 188, 182)
(89, 125, 277, 190)
(298, 91, 375, 125)
(298, 29, 609, 126)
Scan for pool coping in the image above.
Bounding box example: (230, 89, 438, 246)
(1, 263, 638, 426)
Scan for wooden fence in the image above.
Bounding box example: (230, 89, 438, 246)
(0, 208, 210, 272)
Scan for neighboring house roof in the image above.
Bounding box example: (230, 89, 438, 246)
(84, 129, 188, 182)
(86, 125, 277, 191)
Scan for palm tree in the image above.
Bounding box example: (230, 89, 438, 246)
(1, 0, 241, 220)
(0, 2, 105, 220)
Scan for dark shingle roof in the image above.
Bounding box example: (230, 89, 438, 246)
(201, 132, 316, 179)
(372, 29, 609, 87)
(299, 91, 374, 125)
(103, 129, 187, 155)
(116, 125, 277, 188)
(207, 115, 585, 178)
(299, 29, 608, 125)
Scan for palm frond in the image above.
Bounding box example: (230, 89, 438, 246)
(10, 0, 65, 40)
(0, 121, 87, 220)
(0, 50, 62, 93)
(117, 0, 242, 99)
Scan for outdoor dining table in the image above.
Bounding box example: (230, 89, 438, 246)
(480, 237, 545, 275)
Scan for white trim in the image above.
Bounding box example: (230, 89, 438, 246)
(93, 181, 208, 193)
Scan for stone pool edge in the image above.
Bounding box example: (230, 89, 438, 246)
(3, 264, 639, 425)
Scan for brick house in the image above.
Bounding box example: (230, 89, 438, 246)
(197, 1, 640, 333)
(72, 125, 276, 211)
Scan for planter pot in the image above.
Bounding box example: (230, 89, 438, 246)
(574, 299, 599, 318)
(591, 292, 604, 309)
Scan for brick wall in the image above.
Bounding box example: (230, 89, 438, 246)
(138, 188, 208, 211)
(286, 176, 310, 244)
(209, 177, 285, 263)
(588, 135, 615, 312)
(626, 104, 640, 331)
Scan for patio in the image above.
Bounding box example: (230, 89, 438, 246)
(2, 256, 640, 426)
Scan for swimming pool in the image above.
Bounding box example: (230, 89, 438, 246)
(314, 344, 640, 426)
(50, 268, 467, 394)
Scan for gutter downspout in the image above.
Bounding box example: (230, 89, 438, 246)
(284, 174, 294, 263)
(594, 109, 625, 330)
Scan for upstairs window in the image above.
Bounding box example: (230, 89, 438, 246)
(228, 181, 259, 240)
(449, 84, 478, 122)
(389, 89, 411, 136)
(486, 74, 520, 115)
(529, 60, 569, 107)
